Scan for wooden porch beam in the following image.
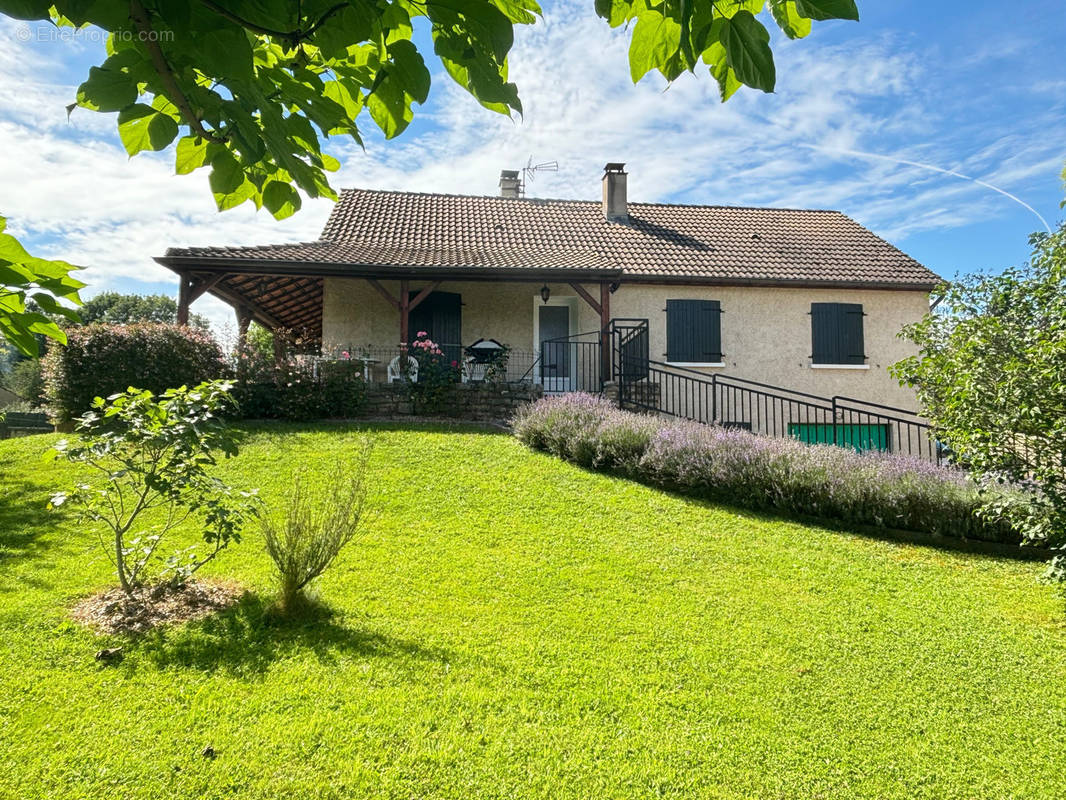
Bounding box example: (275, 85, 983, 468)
(408, 280, 442, 312)
(205, 282, 285, 331)
(188, 273, 225, 304)
(569, 282, 602, 315)
(366, 278, 400, 310)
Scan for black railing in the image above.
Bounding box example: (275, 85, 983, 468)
(538, 331, 604, 394)
(316, 344, 537, 384)
(610, 319, 940, 463)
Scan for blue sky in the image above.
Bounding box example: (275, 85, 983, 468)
(1, 1, 1063, 332)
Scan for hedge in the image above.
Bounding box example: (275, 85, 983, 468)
(43, 323, 225, 422)
(512, 393, 1023, 545)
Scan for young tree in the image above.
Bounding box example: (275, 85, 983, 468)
(892, 224, 1066, 575)
(50, 381, 258, 595)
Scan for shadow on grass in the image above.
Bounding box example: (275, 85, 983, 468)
(133, 592, 451, 675)
(0, 479, 68, 573)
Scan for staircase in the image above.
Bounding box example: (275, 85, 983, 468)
(603, 319, 940, 463)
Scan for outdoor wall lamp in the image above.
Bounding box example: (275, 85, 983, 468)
(540, 285, 551, 303)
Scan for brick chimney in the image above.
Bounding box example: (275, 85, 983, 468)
(602, 162, 627, 221)
(499, 170, 521, 199)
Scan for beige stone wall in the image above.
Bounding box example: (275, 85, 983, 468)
(321, 278, 929, 409)
(322, 278, 601, 351)
(610, 284, 929, 409)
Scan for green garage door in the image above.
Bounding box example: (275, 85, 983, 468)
(788, 423, 890, 453)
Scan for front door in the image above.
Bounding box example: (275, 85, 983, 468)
(409, 291, 462, 366)
(538, 304, 573, 392)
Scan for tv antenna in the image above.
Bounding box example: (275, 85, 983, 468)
(522, 156, 558, 192)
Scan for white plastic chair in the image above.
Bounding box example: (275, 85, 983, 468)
(387, 355, 418, 383)
(463, 356, 488, 383)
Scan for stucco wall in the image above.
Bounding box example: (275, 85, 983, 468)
(321, 278, 929, 409)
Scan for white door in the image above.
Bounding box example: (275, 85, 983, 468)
(535, 299, 577, 393)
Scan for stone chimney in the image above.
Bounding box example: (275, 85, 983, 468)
(499, 170, 521, 198)
(602, 162, 627, 221)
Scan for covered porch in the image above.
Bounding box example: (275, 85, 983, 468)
(160, 258, 624, 391)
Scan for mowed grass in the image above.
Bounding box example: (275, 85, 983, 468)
(1, 423, 1065, 800)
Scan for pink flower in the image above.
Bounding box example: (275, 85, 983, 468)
(417, 330, 428, 338)
(451, 360, 458, 367)
(341, 351, 350, 360)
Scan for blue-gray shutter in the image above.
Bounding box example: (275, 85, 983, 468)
(667, 300, 722, 362)
(811, 303, 865, 364)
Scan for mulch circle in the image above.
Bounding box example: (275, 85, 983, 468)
(70, 580, 244, 636)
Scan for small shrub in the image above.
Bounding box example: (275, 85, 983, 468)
(43, 323, 225, 422)
(513, 394, 1021, 544)
(260, 437, 374, 614)
(50, 381, 258, 595)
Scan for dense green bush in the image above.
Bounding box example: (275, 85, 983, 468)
(513, 394, 1023, 545)
(43, 323, 225, 422)
(9, 358, 45, 406)
(230, 342, 366, 421)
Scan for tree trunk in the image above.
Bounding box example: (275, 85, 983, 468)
(115, 531, 132, 595)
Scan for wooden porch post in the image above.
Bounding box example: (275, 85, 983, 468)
(177, 273, 191, 326)
(399, 279, 410, 347)
(235, 305, 251, 351)
(273, 330, 291, 369)
(600, 281, 612, 382)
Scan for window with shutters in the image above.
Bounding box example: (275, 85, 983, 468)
(666, 299, 723, 364)
(810, 302, 866, 365)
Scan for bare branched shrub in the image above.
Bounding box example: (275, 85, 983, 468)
(260, 437, 374, 614)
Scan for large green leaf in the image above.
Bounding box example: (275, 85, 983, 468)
(719, 10, 775, 93)
(175, 136, 209, 175)
(629, 10, 682, 83)
(703, 42, 741, 102)
(117, 104, 179, 156)
(794, 0, 859, 21)
(770, 0, 812, 39)
(76, 65, 138, 112)
(262, 180, 301, 220)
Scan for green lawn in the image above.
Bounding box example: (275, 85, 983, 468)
(2, 423, 1065, 799)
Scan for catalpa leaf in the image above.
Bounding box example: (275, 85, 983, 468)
(794, 0, 859, 21)
(719, 10, 775, 93)
(629, 10, 682, 83)
(175, 136, 209, 175)
(76, 65, 138, 113)
(118, 104, 179, 156)
(770, 0, 812, 39)
(262, 180, 301, 220)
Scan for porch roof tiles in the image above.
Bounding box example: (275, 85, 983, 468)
(160, 188, 940, 290)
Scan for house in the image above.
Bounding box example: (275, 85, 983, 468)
(157, 163, 940, 439)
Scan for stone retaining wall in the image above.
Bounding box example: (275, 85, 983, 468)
(363, 381, 543, 423)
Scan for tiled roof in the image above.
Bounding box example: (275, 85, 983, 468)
(163, 188, 939, 288)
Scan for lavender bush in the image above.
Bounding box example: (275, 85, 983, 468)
(513, 394, 1021, 544)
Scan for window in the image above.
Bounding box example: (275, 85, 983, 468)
(810, 302, 865, 365)
(666, 299, 722, 363)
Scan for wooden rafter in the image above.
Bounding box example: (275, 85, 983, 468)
(569, 282, 602, 315)
(366, 278, 400, 310)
